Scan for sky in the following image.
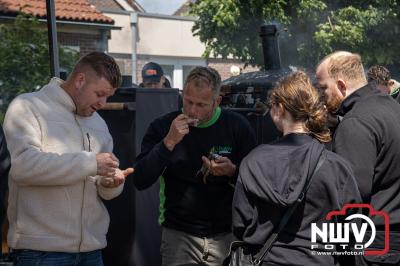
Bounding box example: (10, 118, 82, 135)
(136, 0, 187, 15)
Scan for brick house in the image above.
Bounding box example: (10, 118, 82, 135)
(92, 0, 258, 89)
(0, 0, 259, 88)
(0, 0, 119, 56)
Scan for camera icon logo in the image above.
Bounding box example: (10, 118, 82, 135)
(311, 204, 389, 256)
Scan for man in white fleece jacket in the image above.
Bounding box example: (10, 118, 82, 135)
(3, 52, 133, 266)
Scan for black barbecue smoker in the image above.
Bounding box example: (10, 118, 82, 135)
(221, 24, 292, 144)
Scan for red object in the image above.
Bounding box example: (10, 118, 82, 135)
(326, 203, 390, 256)
(0, 0, 113, 24)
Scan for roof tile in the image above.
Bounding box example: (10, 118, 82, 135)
(0, 0, 114, 24)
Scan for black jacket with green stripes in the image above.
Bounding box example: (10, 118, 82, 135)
(132, 108, 256, 237)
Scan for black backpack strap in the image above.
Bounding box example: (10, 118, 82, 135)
(252, 149, 327, 266)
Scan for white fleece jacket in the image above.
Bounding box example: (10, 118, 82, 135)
(3, 77, 123, 252)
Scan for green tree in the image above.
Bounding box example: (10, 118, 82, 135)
(0, 13, 78, 120)
(190, 0, 400, 70)
(315, 1, 399, 66)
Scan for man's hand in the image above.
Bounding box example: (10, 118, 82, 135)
(163, 114, 190, 151)
(100, 168, 134, 188)
(96, 153, 119, 177)
(201, 156, 237, 177)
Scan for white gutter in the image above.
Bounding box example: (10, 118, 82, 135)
(115, 0, 134, 12)
(131, 12, 138, 84)
(0, 16, 121, 29)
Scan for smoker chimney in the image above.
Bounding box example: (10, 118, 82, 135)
(259, 24, 281, 70)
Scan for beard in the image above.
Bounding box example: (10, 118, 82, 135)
(325, 91, 343, 114)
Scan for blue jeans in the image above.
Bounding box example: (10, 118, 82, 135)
(13, 249, 104, 266)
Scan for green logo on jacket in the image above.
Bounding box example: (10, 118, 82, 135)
(211, 145, 232, 155)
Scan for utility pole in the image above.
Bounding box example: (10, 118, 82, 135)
(46, 0, 60, 77)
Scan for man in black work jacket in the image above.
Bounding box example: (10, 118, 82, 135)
(316, 51, 400, 265)
(133, 66, 256, 266)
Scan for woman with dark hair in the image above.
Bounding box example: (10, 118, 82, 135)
(232, 71, 362, 265)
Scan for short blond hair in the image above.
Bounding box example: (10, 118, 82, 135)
(184, 66, 221, 99)
(320, 51, 366, 82)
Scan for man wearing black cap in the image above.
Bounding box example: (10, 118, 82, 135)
(141, 62, 167, 88)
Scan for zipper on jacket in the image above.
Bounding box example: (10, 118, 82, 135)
(79, 132, 91, 251)
(87, 133, 91, 152)
(75, 115, 89, 252)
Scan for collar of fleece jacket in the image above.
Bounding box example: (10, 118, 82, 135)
(43, 77, 77, 114)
